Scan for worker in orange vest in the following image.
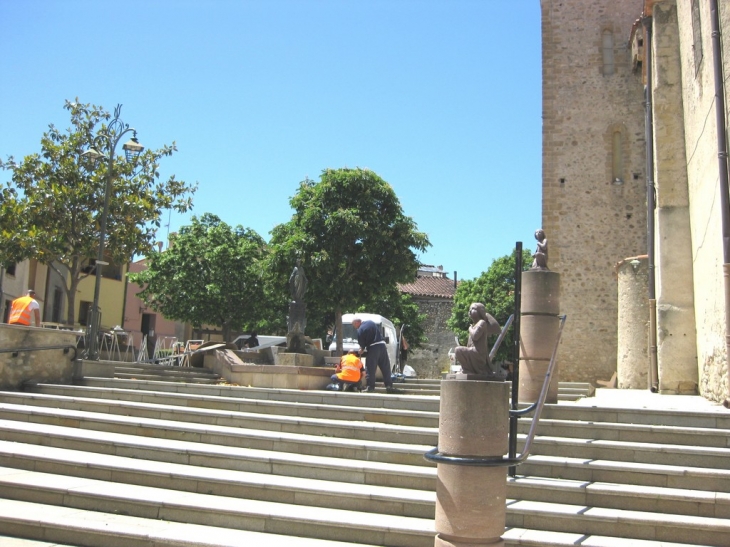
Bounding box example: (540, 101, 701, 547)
(330, 351, 364, 391)
(8, 289, 41, 327)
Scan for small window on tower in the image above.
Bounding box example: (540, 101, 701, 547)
(612, 130, 623, 183)
(691, 0, 703, 74)
(603, 30, 615, 76)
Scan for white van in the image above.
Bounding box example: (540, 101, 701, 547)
(329, 313, 398, 368)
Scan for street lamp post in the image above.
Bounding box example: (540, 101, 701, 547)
(82, 104, 144, 360)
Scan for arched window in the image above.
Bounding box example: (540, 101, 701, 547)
(603, 30, 615, 76)
(691, 0, 703, 73)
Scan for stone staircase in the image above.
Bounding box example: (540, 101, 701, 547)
(392, 378, 594, 400)
(0, 365, 727, 546)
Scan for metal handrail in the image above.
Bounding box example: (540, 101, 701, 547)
(488, 314, 514, 362)
(424, 314, 567, 468)
(0, 344, 77, 360)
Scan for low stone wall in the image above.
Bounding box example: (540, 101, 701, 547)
(205, 349, 334, 390)
(0, 324, 80, 390)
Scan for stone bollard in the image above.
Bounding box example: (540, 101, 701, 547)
(434, 379, 510, 547)
(616, 256, 649, 388)
(519, 270, 561, 404)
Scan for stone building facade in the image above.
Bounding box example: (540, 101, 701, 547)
(541, 0, 648, 384)
(543, 0, 730, 402)
(399, 266, 458, 378)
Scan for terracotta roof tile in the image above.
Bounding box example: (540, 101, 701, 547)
(399, 276, 458, 299)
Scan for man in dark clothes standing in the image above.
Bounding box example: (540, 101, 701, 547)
(352, 316, 403, 394)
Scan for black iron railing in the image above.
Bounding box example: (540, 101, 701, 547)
(424, 314, 567, 468)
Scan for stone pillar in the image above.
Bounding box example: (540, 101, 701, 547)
(519, 270, 561, 403)
(434, 380, 509, 547)
(616, 256, 649, 389)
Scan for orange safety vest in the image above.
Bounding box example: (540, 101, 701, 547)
(8, 295, 36, 326)
(336, 354, 363, 382)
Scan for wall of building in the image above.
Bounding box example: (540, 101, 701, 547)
(541, 0, 647, 383)
(650, 1, 699, 394)
(76, 264, 128, 331)
(675, 0, 730, 401)
(124, 260, 190, 354)
(2, 260, 49, 324)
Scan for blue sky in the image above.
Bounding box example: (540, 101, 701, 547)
(0, 0, 542, 281)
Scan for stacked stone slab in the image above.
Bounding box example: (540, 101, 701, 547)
(519, 270, 561, 403)
(616, 255, 649, 388)
(434, 380, 510, 547)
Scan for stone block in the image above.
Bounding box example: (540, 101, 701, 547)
(519, 359, 559, 404)
(521, 270, 561, 316)
(435, 465, 507, 541)
(519, 315, 560, 360)
(275, 353, 314, 368)
(438, 380, 509, 457)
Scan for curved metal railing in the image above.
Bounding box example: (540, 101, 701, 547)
(424, 314, 567, 468)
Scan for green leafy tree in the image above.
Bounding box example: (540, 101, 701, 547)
(0, 99, 196, 325)
(129, 213, 267, 342)
(269, 168, 430, 353)
(0, 186, 34, 300)
(447, 248, 531, 363)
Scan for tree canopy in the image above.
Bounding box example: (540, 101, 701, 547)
(447, 248, 531, 363)
(0, 99, 196, 325)
(129, 213, 268, 341)
(269, 168, 430, 352)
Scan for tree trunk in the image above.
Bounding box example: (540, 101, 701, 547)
(65, 275, 81, 327)
(334, 305, 343, 357)
(222, 321, 231, 343)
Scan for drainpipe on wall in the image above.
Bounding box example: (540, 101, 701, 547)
(643, 15, 659, 392)
(709, 0, 730, 408)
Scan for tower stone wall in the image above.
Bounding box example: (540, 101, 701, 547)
(541, 0, 647, 382)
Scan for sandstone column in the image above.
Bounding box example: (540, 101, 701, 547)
(616, 256, 649, 388)
(434, 379, 510, 547)
(519, 270, 561, 403)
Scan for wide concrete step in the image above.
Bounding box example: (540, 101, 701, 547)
(0, 498, 383, 547)
(541, 403, 730, 429)
(506, 498, 730, 546)
(508, 476, 730, 518)
(2, 438, 725, 520)
(0, 466, 436, 547)
(113, 372, 221, 383)
(3, 397, 726, 472)
(0, 419, 437, 490)
(0, 536, 80, 547)
(370, 386, 441, 396)
(524, 417, 730, 448)
(21, 386, 727, 453)
(81, 377, 441, 412)
(0, 440, 435, 518)
(81, 377, 728, 429)
(501, 528, 714, 547)
(114, 363, 219, 375)
(2, 464, 725, 547)
(530, 434, 730, 470)
(0, 394, 438, 446)
(24, 383, 440, 427)
(519, 454, 730, 493)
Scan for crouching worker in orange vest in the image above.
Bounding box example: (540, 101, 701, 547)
(8, 289, 41, 327)
(328, 351, 364, 391)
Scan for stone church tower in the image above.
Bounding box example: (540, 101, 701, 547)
(541, 0, 647, 382)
